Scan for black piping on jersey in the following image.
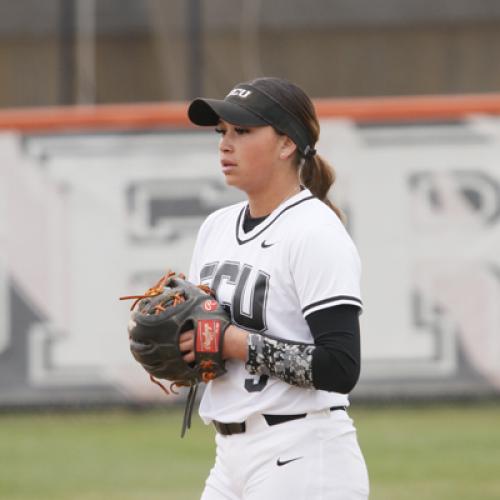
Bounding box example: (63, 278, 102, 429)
(235, 195, 315, 245)
(302, 295, 363, 315)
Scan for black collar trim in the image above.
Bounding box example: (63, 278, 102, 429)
(235, 195, 315, 245)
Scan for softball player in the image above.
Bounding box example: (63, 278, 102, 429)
(181, 77, 369, 499)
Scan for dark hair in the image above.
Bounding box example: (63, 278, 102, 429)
(248, 77, 344, 221)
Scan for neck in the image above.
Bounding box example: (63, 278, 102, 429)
(247, 181, 301, 218)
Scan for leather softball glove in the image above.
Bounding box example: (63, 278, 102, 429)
(120, 271, 230, 436)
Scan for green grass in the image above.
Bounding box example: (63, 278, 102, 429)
(356, 403, 500, 500)
(0, 404, 499, 499)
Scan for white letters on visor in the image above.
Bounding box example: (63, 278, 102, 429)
(227, 88, 252, 99)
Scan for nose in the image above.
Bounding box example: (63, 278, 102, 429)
(219, 133, 233, 154)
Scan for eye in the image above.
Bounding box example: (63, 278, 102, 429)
(235, 127, 249, 135)
(214, 127, 226, 135)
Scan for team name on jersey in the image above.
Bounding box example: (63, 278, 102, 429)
(200, 261, 269, 333)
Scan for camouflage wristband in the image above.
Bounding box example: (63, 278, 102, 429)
(245, 333, 315, 388)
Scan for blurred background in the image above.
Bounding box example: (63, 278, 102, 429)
(1, 1, 500, 499)
(1, 0, 500, 106)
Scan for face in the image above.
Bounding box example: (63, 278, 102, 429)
(216, 120, 293, 194)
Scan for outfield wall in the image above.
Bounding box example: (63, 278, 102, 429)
(1, 102, 500, 405)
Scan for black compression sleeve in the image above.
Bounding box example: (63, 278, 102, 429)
(307, 304, 361, 393)
(244, 304, 361, 392)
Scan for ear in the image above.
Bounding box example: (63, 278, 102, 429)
(279, 135, 297, 161)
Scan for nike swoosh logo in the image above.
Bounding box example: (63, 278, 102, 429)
(261, 240, 275, 248)
(276, 456, 303, 467)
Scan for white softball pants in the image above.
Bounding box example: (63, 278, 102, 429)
(200, 408, 369, 499)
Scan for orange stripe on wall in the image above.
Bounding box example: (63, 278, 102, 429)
(0, 94, 500, 132)
(314, 93, 500, 122)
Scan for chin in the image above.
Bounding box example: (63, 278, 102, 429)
(223, 175, 234, 186)
(222, 174, 253, 194)
(223, 174, 239, 188)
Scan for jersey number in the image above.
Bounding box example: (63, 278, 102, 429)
(244, 375, 269, 393)
(200, 261, 270, 392)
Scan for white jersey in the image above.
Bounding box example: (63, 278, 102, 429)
(189, 188, 363, 424)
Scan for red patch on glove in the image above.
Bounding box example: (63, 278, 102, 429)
(196, 320, 221, 353)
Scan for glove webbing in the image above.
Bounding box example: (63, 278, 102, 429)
(119, 271, 214, 312)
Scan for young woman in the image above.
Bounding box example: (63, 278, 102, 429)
(181, 77, 369, 499)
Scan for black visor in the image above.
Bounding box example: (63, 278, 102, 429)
(188, 83, 316, 158)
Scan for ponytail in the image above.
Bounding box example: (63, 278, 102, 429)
(247, 77, 345, 222)
(300, 154, 345, 223)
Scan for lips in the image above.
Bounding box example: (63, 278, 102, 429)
(221, 159, 237, 173)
